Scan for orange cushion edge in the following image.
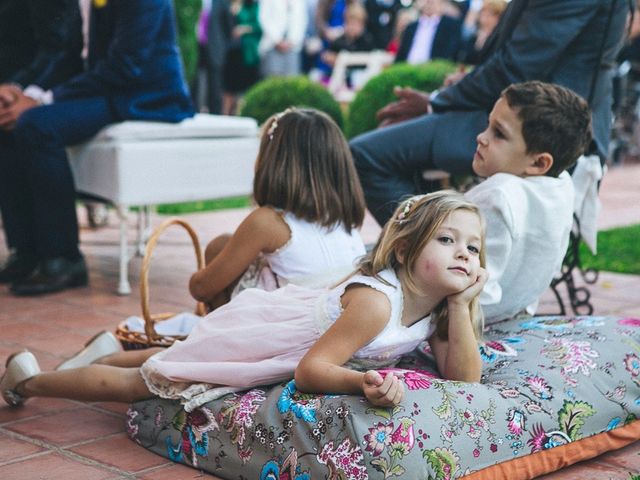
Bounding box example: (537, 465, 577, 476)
(463, 420, 640, 479)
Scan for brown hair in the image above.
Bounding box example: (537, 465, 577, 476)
(501, 81, 592, 177)
(253, 108, 366, 232)
(358, 191, 486, 339)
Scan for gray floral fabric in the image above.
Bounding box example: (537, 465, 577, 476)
(128, 315, 640, 478)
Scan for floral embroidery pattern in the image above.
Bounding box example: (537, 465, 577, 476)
(364, 422, 393, 456)
(541, 338, 599, 386)
(127, 315, 640, 478)
(218, 389, 266, 463)
(479, 338, 520, 362)
(423, 447, 459, 480)
(166, 407, 219, 466)
(317, 438, 368, 479)
(260, 449, 310, 480)
(126, 407, 139, 441)
(277, 380, 324, 422)
(618, 318, 640, 327)
(624, 353, 640, 379)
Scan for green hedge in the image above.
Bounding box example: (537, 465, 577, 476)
(240, 76, 343, 128)
(345, 60, 458, 139)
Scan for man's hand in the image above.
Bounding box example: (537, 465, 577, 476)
(232, 25, 251, 39)
(376, 86, 431, 128)
(321, 50, 337, 67)
(443, 65, 468, 87)
(0, 84, 21, 109)
(275, 40, 292, 53)
(362, 370, 405, 407)
(0, 90, 38, 131)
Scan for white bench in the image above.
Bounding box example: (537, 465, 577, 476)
(68, 114, 260, 295)
(327, 50, 394, 103)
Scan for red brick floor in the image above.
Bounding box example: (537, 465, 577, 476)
(0, 164, 639, 479)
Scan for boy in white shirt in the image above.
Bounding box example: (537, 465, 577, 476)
(465, 81, 592, 324)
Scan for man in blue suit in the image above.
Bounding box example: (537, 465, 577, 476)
(351, 0, 631, 225)
(0, 0, 194, 295)
(0, 0, 82, 93)
(394, 0, 462, 64)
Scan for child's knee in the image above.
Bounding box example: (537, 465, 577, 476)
(205, 234, 232, 264)
(127, 369, 153, 402)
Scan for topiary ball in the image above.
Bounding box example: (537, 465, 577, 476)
(239, 76, 343, 128)
(345, 60, 458, 139)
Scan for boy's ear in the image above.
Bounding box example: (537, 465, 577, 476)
(525, 152, 553, 176)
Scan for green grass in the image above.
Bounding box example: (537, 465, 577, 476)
(155, 196, 251, 214)
(579, 224, 640, 275)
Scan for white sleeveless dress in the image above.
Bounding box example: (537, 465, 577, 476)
(140, 269, 435, 409)
(232, 210, 366, 295)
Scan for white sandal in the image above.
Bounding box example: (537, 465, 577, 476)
(1, 351, 40, 407)
(56, 331, 122, 371)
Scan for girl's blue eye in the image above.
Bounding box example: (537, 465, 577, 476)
(468, 245, 480, 254)
(438, 236, 453, 244)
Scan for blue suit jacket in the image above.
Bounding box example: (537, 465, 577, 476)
(431, 0, 629, 159)
(52, 0, 194, 123)
(0, 0, 83, 89)
(394, 15, 462, 64)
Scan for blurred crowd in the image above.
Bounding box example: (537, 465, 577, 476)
(195, 0, 508, 114)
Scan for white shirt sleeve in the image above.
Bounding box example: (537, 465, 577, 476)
(23, 85, 54, 105)
(466, 185, 515, 308)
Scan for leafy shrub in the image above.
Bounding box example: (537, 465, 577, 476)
(240, 76, 343, 128)
(345, 60, 458, 139)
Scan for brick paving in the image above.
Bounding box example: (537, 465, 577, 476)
(0, 163, 639, 479)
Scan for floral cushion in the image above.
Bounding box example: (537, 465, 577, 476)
(127, 315, 640, 479)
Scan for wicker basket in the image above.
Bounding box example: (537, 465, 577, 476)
(115, 217, 206, 350)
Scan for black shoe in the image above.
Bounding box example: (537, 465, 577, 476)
(10, 256, 88, 296)
(0, 252, 39, 284)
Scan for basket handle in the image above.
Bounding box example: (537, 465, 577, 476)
(140, 217, 206, 344)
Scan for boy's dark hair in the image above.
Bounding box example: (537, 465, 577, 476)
(253, 108, 366, 232)
(501, 81, 592, 177)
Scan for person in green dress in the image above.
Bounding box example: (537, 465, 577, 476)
(223, 0, 261, 115)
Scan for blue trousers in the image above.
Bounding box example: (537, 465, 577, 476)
(349, 110, 488, 225)
(0, 97, 117, 259)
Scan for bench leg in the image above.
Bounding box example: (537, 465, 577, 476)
(136, 206, 151, 256)
(115, 204, 132, 295)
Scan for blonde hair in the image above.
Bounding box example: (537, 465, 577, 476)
(253, 108, 366, 232)
(358, 191, 486, 339)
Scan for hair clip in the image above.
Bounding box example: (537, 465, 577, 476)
(267, 108, 293, 141)
(396, 199, 415, 222)
(395, 194, 428, 223)
(267, 116, 280, 140)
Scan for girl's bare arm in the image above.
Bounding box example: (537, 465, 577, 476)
(295, 285, 393, 397)
(429, 304, 482, 383)
(429, 268, 487, 383)
(189, 207, 290, 302)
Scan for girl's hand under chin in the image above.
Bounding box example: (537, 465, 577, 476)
(448, 267, 488, 307)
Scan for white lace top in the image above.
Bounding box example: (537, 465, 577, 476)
(316, 269, 436, 369)
(265, 211, 366, 287)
